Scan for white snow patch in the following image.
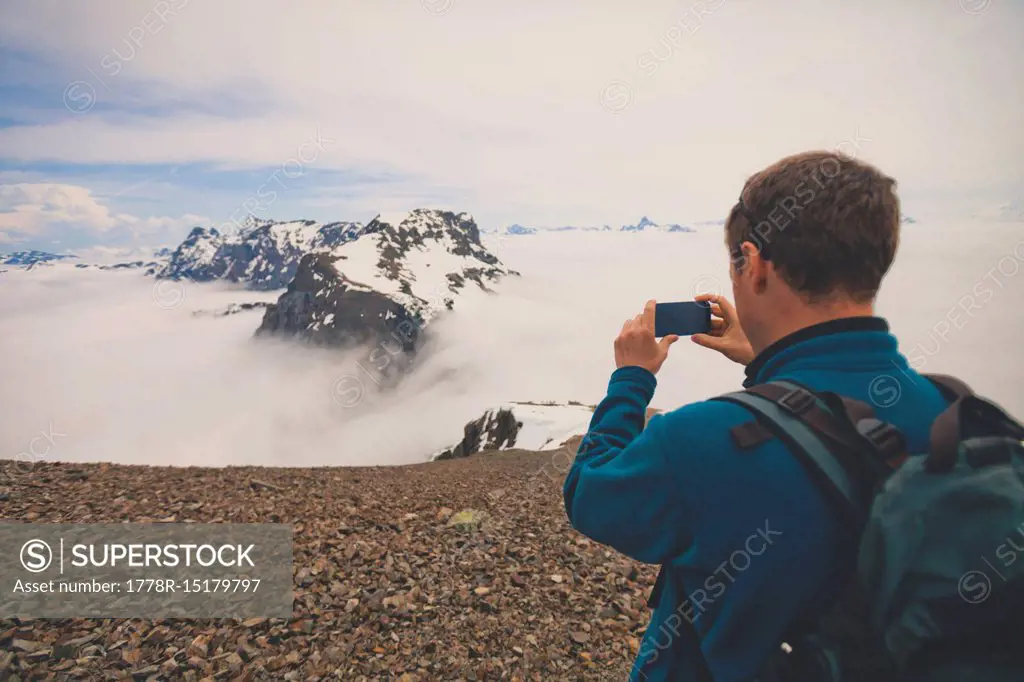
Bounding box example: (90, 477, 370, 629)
(508, 403, 595, 450)
(327, 230, 497, 321)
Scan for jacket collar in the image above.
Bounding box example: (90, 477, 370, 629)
(743, 316, 889, 387)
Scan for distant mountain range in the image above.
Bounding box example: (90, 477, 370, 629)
(971, 202, 1023, 223)
(1, 247, 176, 269)
(2, 250, 79, 266)
(621, 216, 695, 233)
(498, 215, 918, 234)
(499, 216, 695, 235)
(156, 218, 364, 290)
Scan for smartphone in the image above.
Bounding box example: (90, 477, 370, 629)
(654, 301, 711, 337)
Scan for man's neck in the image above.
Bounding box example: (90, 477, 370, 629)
(752, 301, 876, 356)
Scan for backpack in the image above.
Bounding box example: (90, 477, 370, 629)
(707, 374, 1024, 682)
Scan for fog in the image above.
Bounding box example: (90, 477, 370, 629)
(2, 222, 1022, 468)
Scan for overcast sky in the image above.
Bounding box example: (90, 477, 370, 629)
(1, 0, 1021, 251)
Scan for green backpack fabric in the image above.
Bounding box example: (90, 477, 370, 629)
(714, 375, 1024, 682)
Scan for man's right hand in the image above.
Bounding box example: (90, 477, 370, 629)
(691, 294, 755, 366)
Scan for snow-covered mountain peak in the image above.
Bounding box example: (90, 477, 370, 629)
(361, 209, 494, 268)
(323, 209, 507, 322)
(367, 209, 482, 244)
(256, 209, 515, 351)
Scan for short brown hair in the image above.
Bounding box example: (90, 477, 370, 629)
(725, 150, 900, 303)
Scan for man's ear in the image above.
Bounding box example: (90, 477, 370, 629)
(740, 241, 769, 294)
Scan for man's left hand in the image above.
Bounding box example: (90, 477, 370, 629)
(614, 300, 678, 374)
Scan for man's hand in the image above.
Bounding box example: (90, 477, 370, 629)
(691, 294, 755, 366)
(614, 300, 678, 374)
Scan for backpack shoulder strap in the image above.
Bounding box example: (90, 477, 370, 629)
(714, 382, 867, 530)
(747, 382, 904, 460)
(924, 373, 974, 401)
(927, 398, 965, 473)
(715, 380, 912, 526)
(927, 393, 1024, 473)
(918, 374, 975, 470)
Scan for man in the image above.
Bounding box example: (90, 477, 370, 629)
(563, 151, 951, 681)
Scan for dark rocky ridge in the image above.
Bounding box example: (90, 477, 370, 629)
(434, 409, 523, 461)
(255, 252, 421, 354)
(192, 302, 273, 318)
(75, 261, 164, 274)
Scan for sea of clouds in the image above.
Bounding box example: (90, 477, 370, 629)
(1, 221, 1022, 469)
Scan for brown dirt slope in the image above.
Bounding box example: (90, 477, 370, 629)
(0, 441, 658, 681)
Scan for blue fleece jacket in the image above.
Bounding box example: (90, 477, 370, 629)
(563, 318, 950, 682)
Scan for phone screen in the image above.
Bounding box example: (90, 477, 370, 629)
(654, 301, 711, 337)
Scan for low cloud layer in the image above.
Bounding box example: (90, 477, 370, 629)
(1, 225, 1022, 470)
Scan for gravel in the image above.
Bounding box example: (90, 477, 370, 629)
(1, 440, 657, 680)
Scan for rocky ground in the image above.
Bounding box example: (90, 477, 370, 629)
(0, 439, 658, 681)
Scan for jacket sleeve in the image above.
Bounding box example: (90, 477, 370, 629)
(563, 366, 692, 564)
